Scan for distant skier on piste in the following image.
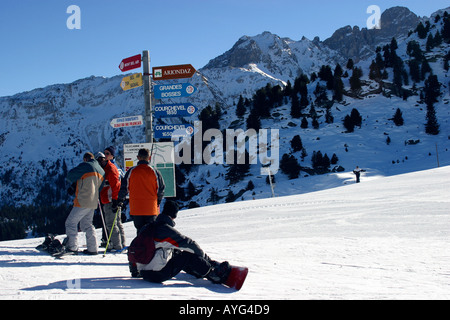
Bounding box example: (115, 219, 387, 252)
(128, 200, 248, 290)
(353, 166, 366, 183)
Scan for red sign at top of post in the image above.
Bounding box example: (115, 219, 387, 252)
(119, 54, 142, 72)
(152, 64, 196, 81)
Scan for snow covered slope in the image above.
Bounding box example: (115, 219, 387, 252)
(1, 166, 449, 300)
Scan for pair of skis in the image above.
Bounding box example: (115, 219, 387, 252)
(52, 246, 129, 259)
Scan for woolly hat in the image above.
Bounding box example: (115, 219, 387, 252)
(162, 200, 179, 219)
(105, 146, 116, 157)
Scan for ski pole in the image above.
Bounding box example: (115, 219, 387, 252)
(103, 206, 121, 257)
(97, 200, 108, 242)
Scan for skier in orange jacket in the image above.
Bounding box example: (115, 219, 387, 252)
(118, 148, 165, 234)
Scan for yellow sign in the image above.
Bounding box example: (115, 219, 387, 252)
(120, 73, 143, 91)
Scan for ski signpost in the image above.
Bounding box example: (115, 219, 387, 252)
(120, 73, 143, 91)
(153, 103, 198, 118)
(154, 83, 197, 99)
(117, 54, 199, 199)
(154, 123, 195, 139)
(110, 115, 143, 128)
(119, 54, 142, 72)
(152, 64, 196, 81)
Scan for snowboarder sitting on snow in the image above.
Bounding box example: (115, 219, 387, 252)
(130, 200, 232, 285)
(353, 166, 366, 183)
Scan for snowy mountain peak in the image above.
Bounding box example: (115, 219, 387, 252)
(0, 6, 449, 238)
(323, 6, 420, 62)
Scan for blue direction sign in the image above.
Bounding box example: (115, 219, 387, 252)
(153, 103, 198, 118)
(154, 83, 197, 100)
(154, 123, 195, 139)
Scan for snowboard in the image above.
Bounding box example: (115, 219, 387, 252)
(223, 265, 248, 291)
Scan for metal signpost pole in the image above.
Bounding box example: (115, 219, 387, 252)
(142, 50, 153, 143)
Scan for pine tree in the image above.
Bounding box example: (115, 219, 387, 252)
(390, 37, 398, 51)
(253, 87, 271, 118)
(343, 115, 355, 132)
(442, 13, 450, 43)
(423, 74, 441, 135)
(187, 181, 197, 198)
(392, 55, 405, 95)
(325, 108, 334, 124)
(426, 33, 435, 51)
(369, 60, 382, 81)
(331, 153, 339, 165)
(225, 190, 235, 203)
(300, 117, 308, 129)
(333, 64, 344, 101)
(421, 59, 432, 80)
(393, 108, 404, 126)
(295, 75, 310, 109)
(322, 153, 331, 169)
(290, 135, 303, 152)
(236, 95, 246, 118)
(290, 93, 301, 118)
(318, 65, 334, 90)
(434, 30, 443, 47)
(280, 154, 301, 179)
(312, 116, 319, 129)
(416, 22, 428, 39)
(346, 59, 354, 70)
(423, 74, 441, 106)
(409, 59, 421, 83)
(284, 80, 293, 96)
(383, 45, 393, 68)
(311, 151, 331, 171)
(246, 108, 261, 131)
(314, 83, 329, 107)
(349, 67, 363, 93)
(350, 108, 362, 127)
(425, 105, 440, 135)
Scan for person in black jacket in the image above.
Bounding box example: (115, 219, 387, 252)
(353, 166, 366, 183)
(133, 200, 231, 285)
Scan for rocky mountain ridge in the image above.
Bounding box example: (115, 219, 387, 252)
(0, 6, 448, 225)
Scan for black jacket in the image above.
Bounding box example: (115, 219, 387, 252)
(137, 214, 205, 272)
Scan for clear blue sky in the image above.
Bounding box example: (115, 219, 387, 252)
(0, 0, 448, 97)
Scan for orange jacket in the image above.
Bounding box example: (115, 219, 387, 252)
(100, 160, 121, 204)
(119, 161, 165, 216)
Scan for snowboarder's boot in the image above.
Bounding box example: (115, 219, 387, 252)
(36, 234, 55, 251)
(207, 261, 232, 284)
(48, 239, 64, 256)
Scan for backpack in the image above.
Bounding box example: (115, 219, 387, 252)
(127, 224, 156, 264)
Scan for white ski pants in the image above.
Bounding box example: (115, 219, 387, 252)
(65, 206, 98, 252)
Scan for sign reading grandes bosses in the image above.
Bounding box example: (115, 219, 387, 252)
(154, 83, 197, 99)
(154, 124, 195, 139)
(153, 103, 198, 118)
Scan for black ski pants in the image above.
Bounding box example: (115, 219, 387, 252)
(132, 215, 157, 235)
(141, 250, 211, 283)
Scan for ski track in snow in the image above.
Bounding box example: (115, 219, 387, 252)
(0, 166, 449, 300)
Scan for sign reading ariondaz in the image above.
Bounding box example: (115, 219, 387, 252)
(123, 142, 176, 197)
